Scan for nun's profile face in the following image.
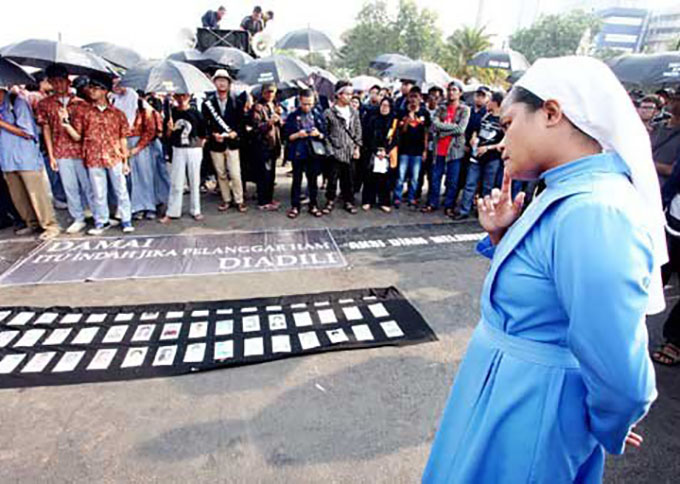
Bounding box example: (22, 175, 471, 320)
(499, 101, 546, 180)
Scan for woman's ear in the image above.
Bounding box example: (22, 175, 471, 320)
(542, 100, 564, 127)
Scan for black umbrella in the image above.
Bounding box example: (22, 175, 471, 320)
(120, 60, 214, 94)
(82, 42, 143, 70)
(0, 57, 35, 86)
(381, 61, 452, 87)
(311, 67, 338, 100)
(251, 79, 310, 99)
(0, 39, 114, 75)
(166, 49, 213, 70)
(467, 49, 530, 71)
(237, 55, 312, 86)
(275, 28, 336, 52)
(606, 52, 680, 87)
(369, 53, 411, 71)
(202, 46, 253, 71)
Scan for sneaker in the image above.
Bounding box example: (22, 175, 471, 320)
(122, 222, 135, 233)
(109, 218, 121, 228)
(362, 204, 371, 211)
(380, 206, 392, 213)
(39, 228, 61, 240)
(132, 212, 145, 221)
(14, 226, 35, 236)
(145, 212, 157, 220)
(66, 220, 87, 234)
(88, 223, 112, 236)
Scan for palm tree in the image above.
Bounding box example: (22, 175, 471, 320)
(441, 25, 495, 82)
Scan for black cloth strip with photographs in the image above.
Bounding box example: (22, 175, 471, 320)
(0, 287, 436, 389)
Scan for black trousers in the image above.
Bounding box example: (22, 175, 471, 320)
(255, 151, 276, 206)
(325, 158, 355, 206)
(291, 157, 320, 209)
(662, 234, 680, 346)
(362, 171, 391, 207)
(415, 150, 434, 201)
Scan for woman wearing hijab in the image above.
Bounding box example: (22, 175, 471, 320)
(423, 56, 666, 483)
(362, 97, 398, 212)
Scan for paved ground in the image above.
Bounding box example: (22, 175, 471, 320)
(0, 169, 677, 483)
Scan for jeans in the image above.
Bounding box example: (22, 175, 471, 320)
(57, 158, 95, 222)
(89, 163, 132, 225)
(167, 147, 202, 218)
(459, 158, 501, 215)
(44, 153, 67, 204)
(394, 154, 422, 204)
(291, 157, 320, 209)
(415, 150, 434, 201)
(428, 156, 462, 209)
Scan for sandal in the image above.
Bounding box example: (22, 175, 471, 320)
(421, 205, 435, 213)
(288, 208, 300, 219)
(217, 202, 230, 212)
(652, 343, 680, 366)
(444, 208, 455, 217)
(309, 206, 323, 218)
(322, 201, 335, 215)
(345, 203, 358, 214)
(193, 214, 205, 221)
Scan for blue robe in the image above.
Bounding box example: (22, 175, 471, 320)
(423, 153, 657, 483)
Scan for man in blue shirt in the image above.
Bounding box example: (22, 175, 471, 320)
(201, 6, 226, 29)
(0, 89, 60, 239)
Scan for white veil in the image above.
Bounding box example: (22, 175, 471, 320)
(516, 56, 668, 314)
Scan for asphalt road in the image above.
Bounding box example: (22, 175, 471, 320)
(0, 172, 677, 483)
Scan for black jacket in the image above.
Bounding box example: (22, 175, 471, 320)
(201, 93, 242, 152)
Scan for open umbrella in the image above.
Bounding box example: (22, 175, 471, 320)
(467, 49, 530, 71)
(311, 67, 338, 100)
(369, 53, 411, 71)
(381, 61, 452, 87)
(0, 57, 35, 86)
(237, 55, 312, 86)
(606, 52, 680, 87)
(82, 42, 143, 70)
(275, 28, 336, 52)
(166, 49, 213, 70)
(202, 46, 253, 71)
(0, 39, 114, 75)
(350, 75, 383, 92)
(120, 60, 214, 94)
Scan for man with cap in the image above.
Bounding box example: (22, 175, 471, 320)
(0, 85, 61, 239)
(201, 6, 226, 29)
(36, 63, 95, 234)
(61, 72, 134, 235)
(422, 80, 470, 216)
(202, 69, 247, 213)
(322, 80, 362, 214)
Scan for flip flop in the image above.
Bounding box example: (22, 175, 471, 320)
(652, 343, 680, 366)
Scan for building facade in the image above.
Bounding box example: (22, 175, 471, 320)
(645, 6, 680, 53)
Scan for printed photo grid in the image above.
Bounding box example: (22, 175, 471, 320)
(0, 287, 436, 389)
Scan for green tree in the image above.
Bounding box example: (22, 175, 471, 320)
(333, 0, 443, 76)
(509, 10, 601, 63)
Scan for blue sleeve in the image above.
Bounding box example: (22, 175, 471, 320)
(552, 200, 657, 455)
(476, 236, 495, 259)
(13, 97, 38, 140)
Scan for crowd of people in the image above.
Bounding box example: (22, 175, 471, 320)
(0, 61, 523, 238)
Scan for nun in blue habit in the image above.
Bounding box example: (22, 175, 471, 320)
(423, 57, 668, 483)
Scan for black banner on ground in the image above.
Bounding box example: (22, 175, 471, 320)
(0, 229, 346, 286)
(0, 287, 436, 389)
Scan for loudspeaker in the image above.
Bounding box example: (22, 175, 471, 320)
(196, 28, 251, 54)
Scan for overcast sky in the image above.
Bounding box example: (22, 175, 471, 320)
(0, 0, 676, 59)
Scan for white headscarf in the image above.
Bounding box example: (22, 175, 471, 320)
(516, 56, 668, 314)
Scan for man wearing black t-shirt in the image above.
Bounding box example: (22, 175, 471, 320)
(241, 6, 265, 36)
(394, 87, 430, 208)
(455, 91, 504, 220)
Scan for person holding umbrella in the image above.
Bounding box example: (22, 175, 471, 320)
(160, 92, 207, 223)
(202, 69, 247, 213)
(0, 85, 61, 239)
(61, 73, 134, 235)
(36, 63, 95, 234)
(250, 82, 283, 211)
